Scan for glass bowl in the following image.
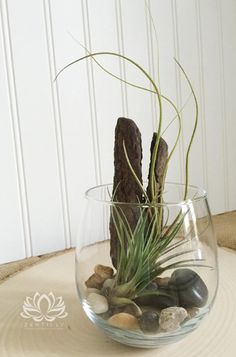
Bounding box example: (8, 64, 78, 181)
(75, 183, 218, 348)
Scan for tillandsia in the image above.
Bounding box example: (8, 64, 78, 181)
(57, 40, 209, 315)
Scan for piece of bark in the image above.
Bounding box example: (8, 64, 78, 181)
(147, 134, 168, 202)
(110, 117, 143, 268)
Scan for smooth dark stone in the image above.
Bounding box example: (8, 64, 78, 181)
(134, 288, 178, 309)
(146, 281, 158, 291)
(168, 269, 208, 308)
(138, 311, 159, 333)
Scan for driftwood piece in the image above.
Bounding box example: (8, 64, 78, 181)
(110, 117, 143, 268)
(147, 134, 168, 202)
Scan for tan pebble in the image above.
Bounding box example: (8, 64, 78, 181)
(87, 293, 108, 314)
(159, 307, 188, 332)
(187, 307, 199, 319)
(94, 264, 114, 280)
(85, 273, 104, 289)
(108, 312, 139, 330)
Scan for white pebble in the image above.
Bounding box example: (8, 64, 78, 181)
(159, 307, 188, 332)
(103, 278, 114, 289)
(87, 293, 108, 314)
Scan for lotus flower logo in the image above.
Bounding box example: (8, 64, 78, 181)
(20, 292, 68, 322)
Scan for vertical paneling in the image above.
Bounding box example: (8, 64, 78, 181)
(171, 0, 185, 184)
(119, 0, 154, 179)
(0, 0, 235, 263)
(49, 0, 97, 245)
(6, 0, 66, 255)
(81, 0, 102, 185)
(0, 0, 27, 263)
(198, 0, 226, 213)
(85, 0, 123, 183)
(149, 0, 183, 184)
(174, 0, 206, 193)
(43, 0, 72, 248)
(195, 0, 208, 191)
(219, 0, 236, 211)
(115, 0, 129, 117)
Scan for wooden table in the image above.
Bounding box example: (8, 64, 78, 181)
(0, 248, 236, 357)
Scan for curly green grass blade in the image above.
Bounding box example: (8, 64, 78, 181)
(174, 58, 199, 200)
(56, 51, 163, 201)
(146, 3, 198, 205)
(84, 47, 191, 134)
(55, 51, 162, 131)
(69, 46, 194, 204)
(122, 140, 149, 202)
(145, 0, 161, 91)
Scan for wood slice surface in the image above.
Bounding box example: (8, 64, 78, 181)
(0, 248, 236, 356)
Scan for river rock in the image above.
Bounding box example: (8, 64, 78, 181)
(103, 278, 115, 289)
(108, 312, 139, 330)
(168, 269, 208, 308)
(146, 281, 158, 291)
(159, 307, 188, 332)
(138, 311, 159, 333)
(87, 293, 108, 314)
(85, 273, 104, 289)
(94, 264, 114, 280)
(134, 288, 178, 309)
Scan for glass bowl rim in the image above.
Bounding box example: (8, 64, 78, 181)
(85, 182, 207, 208)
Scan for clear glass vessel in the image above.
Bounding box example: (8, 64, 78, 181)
(75, 183, 218, 348)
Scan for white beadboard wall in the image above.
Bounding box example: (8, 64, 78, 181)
(0, 0, 235, 264)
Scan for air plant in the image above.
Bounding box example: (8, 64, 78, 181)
(56, 49, 202, 310)
(54, 0, 213, 317)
